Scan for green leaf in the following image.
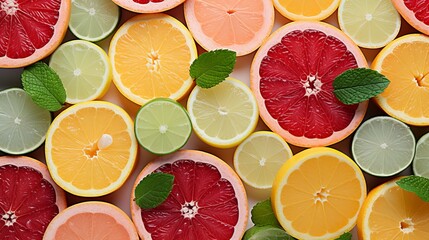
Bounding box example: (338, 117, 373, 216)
(396, 175, 429, 202)
(335, 232, 352, 240)
(333, 68, 390, 105)
(243, 226, 295, 240)
(134, 172, 175, 209)
(189, 49, 236, 88)
(251, 199, 281, 227)
(21, 62, 66, 111)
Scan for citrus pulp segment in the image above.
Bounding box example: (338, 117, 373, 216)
(69, 0, 120, 42)
(184, 0, 275, 56)
(357, 177, 429, 239)
(49, 40, 112, 104)
(413, 132, 429, 178)
(187, 77, 259, 148)
(233, 131, 293, 189)
(271, 147, 367, 240)
(273, 0, 340, 21)
(0, 0, 71, 68)
(131, 150, 248, 240)
(391, 0, 429, 35)
(43, 201, 138, 240)
(338, 0, 401, 49)
(250, 21, 368, 148)
(0, 88, 51, 155)
(45, 101, 137, 197)
(372, 34, 429, 126)
(109, 13, 197, 105)
(0, 156, 67, 239)
(134, 98, 192, 155)
(111, 0, 185, 13)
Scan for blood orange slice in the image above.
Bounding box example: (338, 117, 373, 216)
(0, 156, 66, 239)
(130, 150, 248, 240)
(392, 0, 429, 35)
(0, 0, 71, 68)
(250, 21, 368, 147)
(111, 0, 184, 13)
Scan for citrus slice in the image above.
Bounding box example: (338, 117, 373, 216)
(0, 88, 51, 155)
(392, 0, 429, 35)
(0, 155, 67, 239)
(413, 132, 429, 178)
(184, 0, 274, 56)
(43, 201, 138, 239)
(357, 177, 429, 239)
(130, 150, 248, 240)
(351, 116, 416, 177)
(109, 13, 197, 105)
(372, 34, 429, 126)
(69, 0, 120, 42)
(338, 0, 401, 49)
(250, 21, 368, 148)
(233, 131, 293, 189)
(273, 0, 340, 21)
(49, 40, 112, 104)
(111, 0, 184, 13)
(45, 101, 137, 197)
(134, 98, 192, 155)
(271, 147, 367, 240)
(0, 0, 71, 68)
(187, 77, 259, 148)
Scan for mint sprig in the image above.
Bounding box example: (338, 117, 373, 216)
(134, 172, 174, 209)
(243, 225, 295, 240)
(21, 62, 66, 111)
(189, 49, 236, 88)
(333, 68, 390, 105)
(336, 232, 352, 240)
(251, 199, 281, 227)
(396, 175, 429, 202)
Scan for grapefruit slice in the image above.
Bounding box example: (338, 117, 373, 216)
(0, 156, 67, 239)
(131, 150, 248, 240)
(111, 0, 185, 13)
(250, 21, 368, 147)
(392, 0, 429, 35)
(0, 0, 71, 68)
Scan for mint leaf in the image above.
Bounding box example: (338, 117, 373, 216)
(336, 232, 352, 240)
(243, 226, 295, 240)
(189, 49, 236, 88)
(396, 176, 429, 202)
(134, 172, 174, 209)
(333, 68, 390, 105)
(251, 199, 281, 227)
(21, 62, 66, 111)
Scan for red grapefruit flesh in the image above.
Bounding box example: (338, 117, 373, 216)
(131, 150, 248, 240)
(392, 0, 429, 35)
(251, 21, 368, 148)
(0, 0, 71, 68)
(111, 0, 185, 13)
(0, 156, 67, 239)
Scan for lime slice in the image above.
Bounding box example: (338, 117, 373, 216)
(413, 133, 429, 178)
(69, 0, 120, 42)
(49, 40, 112, 104)
(233, 131, 293, 189)
(351, 116, 415, 177)
(135, 98, 192, 155)
(0, 88, 51, 154)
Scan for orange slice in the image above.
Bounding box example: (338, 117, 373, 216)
(273, 0, 340, 21)
(272, 147, 367, 239)
(372, 34, 429, 126)
(45, 101, 138, 197)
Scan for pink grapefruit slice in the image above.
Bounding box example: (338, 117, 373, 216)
(0, 0, 71, 68)
(130, 150, 248, 240)
(250, 21, 368, 148)
(111, 0, 185, 13)
(392, 0, 429, 35)
(0, 156, 67, 239)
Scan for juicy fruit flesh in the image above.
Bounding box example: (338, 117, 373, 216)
(134, 0, 164, 4)
(279, 0, 334, 16)
(259, 29, 358, 139)
(0, 0, 61, 59)
(0, 164, 59, 239)
(140, 159, 239, 240)
(404, 0, 429, 24)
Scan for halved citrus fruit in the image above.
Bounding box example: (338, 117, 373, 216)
(111, 0, 184, 13)
(0, 0, 71, 68)
(109, 13, 197, 105)
(392, 0, 429, 35)
(413, 132, 429, 178)
(273, 0, 340, 21)
(43, 201, 138, 240)
(0, 155, 67, 239)
(184, 0, 274, 56)
(372, 34, 429, 126)
(250, 21, 368, 148)
(357, 177, 429, 239)
(272, 147, 367, 240)
(131, 150, 248, 240)
(45, 101, 138, 197)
